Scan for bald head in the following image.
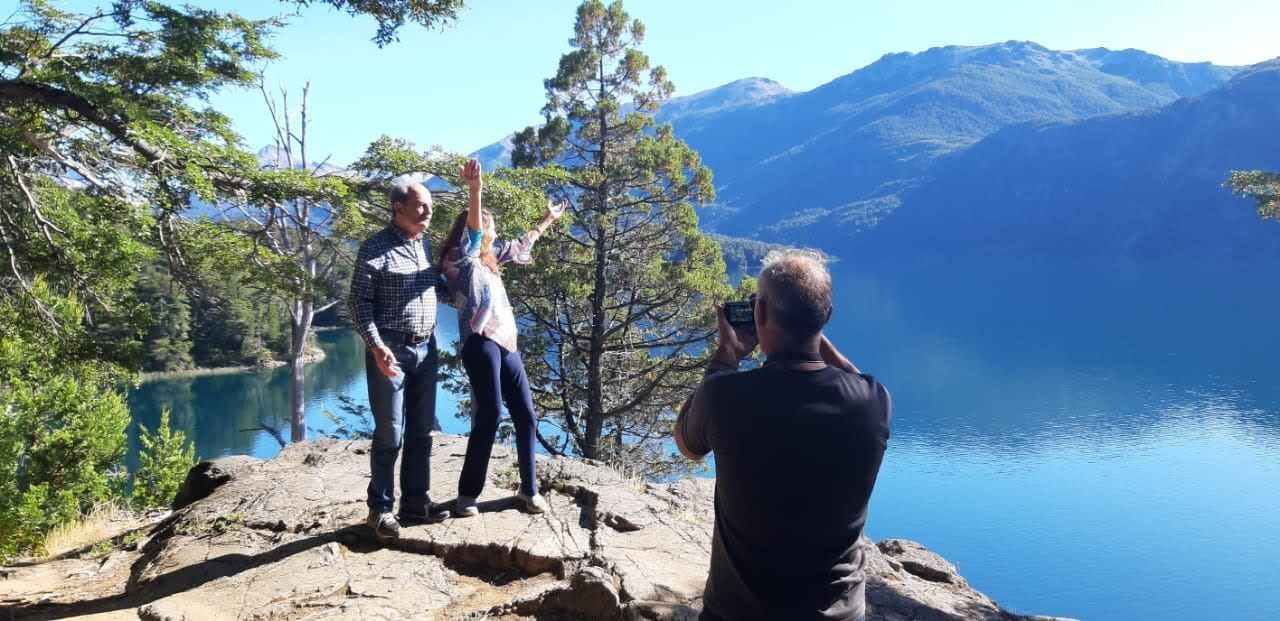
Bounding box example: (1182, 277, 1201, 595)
(758, 249, 832, 338)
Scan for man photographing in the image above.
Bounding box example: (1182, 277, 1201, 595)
(675, 249, 892, 621)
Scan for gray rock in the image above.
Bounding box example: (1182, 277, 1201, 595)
(171, 455, 261, 511)
(0, 436, 1069, 620)
(878, 539, 966, 586)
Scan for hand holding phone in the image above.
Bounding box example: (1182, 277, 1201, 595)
(723, 300, 755, 330)
(714, 301, 758, 368)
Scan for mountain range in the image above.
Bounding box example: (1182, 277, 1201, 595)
(861, 59, 1280, 259)
(475, 41, 1280, 260)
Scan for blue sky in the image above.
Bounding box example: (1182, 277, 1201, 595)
(20, 0, 1280, 162)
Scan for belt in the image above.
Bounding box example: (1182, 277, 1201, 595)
(384, 329, 432, 345)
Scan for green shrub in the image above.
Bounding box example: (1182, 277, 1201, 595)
(0, 284, 132, 562)
(132, 410, 197, 509)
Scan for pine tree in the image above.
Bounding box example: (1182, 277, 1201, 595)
(510, 0, 730, 475)
(132, 410, 197, 509)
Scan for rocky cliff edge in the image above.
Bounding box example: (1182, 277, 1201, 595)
(1, 437, 1073, 620)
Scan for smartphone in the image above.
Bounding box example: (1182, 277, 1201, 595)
(724, 300, 755, 329)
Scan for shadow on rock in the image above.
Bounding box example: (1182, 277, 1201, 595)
(8, 525, 365, 620)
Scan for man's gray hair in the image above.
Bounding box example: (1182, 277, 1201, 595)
(388, 183, 414, 207)
(759, 249, 832, 337)
(388, 182, 430, 217)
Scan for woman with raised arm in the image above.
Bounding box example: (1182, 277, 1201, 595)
(440, 158, 566, 517)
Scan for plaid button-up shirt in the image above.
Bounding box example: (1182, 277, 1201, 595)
(348, 224, 439, 349)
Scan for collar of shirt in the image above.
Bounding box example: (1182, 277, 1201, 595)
(764, 351, 824, 366)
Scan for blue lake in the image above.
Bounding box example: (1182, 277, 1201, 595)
(127, 261, 1280, 621)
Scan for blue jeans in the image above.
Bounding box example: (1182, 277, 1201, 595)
(365, 331, 438, 513)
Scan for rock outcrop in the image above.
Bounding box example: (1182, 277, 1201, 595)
(1, 437, 1070, 620)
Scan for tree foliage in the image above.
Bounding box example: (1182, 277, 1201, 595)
(0, 0, 455, 334)
(1225, 170, 1280, 221)
(134, 261, 194, 372)
(0, 281, 131, 562)
(1, 0, 279, 336)
(0, 0, 456, 557)
(336, 137, 563, 249)
(510, 0, 729, 475)
(132, 228, 311, 372)
(290, 0, 467, 46)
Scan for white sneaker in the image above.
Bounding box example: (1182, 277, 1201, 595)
(454, 495, 479, 518)
(366, 510, 401, 539)
(517, 491, 548, 514)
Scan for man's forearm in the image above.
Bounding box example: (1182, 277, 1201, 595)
(350, 303, 383, 349)
(356, 324, 382, 349)
(673, 395, 699, 460)
(673, 349, 738, 460)
(348, 263, 383, 349)
(706, 345, 740, 373)
(675, 379, 714, 461)
(819, 334, 859, 373)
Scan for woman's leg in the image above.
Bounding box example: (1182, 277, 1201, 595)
(499, 347, 539, 497)
(457, 335, 504, 499)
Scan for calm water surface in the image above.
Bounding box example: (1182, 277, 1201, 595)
(128, 261, 1280, 620)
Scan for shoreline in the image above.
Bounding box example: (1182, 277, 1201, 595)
(311, 325, 347, 333)
(135, 338, 339, 384)
(136, 365, 261, 384)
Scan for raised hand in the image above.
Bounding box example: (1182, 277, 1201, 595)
(460, 158, 483, 193)
(713, 304, 758, 367)
(545, 199, 568, 220)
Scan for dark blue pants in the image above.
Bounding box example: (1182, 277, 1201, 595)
(457, 334, 538, 498)
(365, 332, 437, 513)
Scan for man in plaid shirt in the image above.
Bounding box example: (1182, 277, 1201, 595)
(349, 180, 450, 538)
